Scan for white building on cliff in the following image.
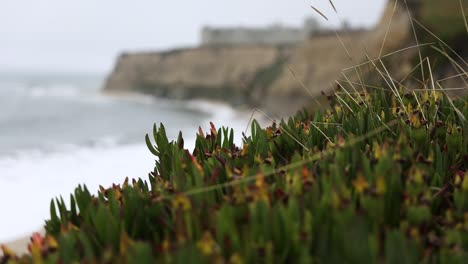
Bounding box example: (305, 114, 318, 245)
(201, 17, 320, 46)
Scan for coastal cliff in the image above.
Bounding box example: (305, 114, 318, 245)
(104, 0, 466, 115)
(104, 46, 292, 105)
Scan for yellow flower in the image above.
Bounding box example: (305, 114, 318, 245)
(254, 155, 263, 164)
(410, 113, 421, 128)
(427, 152, 434, 163)
(411, 167, 424, 185)
(423, 91, 429, 102)
(226, 166, 233, 179)
(353, 175, 369, 194)
(46, 235, 58, 250)
(373, 143, 383, 160)
(265, 127, 273, 139)
(376, 176, 386, 195)
(197, 232, 219, 256)
(229, 253, 244, 264)
(255, 173, 266, 188)
(392, 98, 398, 115)
(161, 239, 170, 252)
(455, 175, 462, 185)
(172, 194, 191, 211)
(409, 227, 420, 241)
(407, 103, 413, 113)
(462, 173, 468, 191)
(254, 173, 270, 203)
(241, 144, 249, 156)
(334, 105, 342, 114)
(303, 123, 311, 135)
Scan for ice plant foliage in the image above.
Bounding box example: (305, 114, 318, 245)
(1, 87, 466, 263)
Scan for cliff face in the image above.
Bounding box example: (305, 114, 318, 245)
(104, 46, 292, 105)
(104, 0, 465, 115)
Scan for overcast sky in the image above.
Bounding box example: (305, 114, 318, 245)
(0, 0, 386, 74)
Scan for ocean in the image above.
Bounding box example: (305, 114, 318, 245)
(0, 72, 257, 242)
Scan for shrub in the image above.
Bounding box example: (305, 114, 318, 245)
(2, 86, 467, 263)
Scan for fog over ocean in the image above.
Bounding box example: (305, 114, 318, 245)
(0, 72, 256, 241)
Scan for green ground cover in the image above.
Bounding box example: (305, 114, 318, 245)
(2, 83, 467, 263)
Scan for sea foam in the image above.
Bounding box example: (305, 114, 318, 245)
(0, 143, 155, 242)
